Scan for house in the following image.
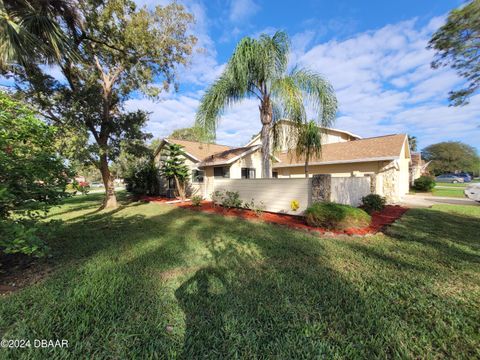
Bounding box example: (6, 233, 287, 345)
(409, 152, 430, 184)
(154, 122, 412, 202)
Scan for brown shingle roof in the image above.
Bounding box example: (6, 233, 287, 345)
(199, 145, 260, 167)
(165, 139, 232, 161)
(274, 134, 407, 167)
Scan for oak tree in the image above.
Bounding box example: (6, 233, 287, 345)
(9, 0, 196, 208)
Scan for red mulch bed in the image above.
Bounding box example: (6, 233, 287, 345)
(139, 196, 173, 203)
(141, 197, 408, 236)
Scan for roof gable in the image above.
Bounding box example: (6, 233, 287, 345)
(198, 145, 260, 167)
(274, 134, 408, 167)
(156, 138, 232, 162)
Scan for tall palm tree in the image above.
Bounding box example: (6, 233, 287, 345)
(0, 0, 80, 69)
(196, 31, 337, 178)
(295, 120, 323, 178)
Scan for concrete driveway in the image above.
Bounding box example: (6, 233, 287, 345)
(401, 194, 480, 208)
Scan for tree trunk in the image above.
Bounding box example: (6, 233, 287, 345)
(99, 153, 117, 209)
(174, 176, 185, 200)
(305, 156, 309, 178)
(259, 98, 273, 178)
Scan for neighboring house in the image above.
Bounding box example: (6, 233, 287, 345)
(409, 153, 430, 184)
(154, 122, 412, 202)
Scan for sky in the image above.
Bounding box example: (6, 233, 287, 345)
(4, 0, 478, 151)
(128, 0, 480, 152)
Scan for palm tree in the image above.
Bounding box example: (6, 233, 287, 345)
(0, 0, 80, 69)
(196, 31, 337, 178)
(408, 135, 418, 152)
(295, 120, 323, 178)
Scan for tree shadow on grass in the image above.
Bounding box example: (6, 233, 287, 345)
(2, 205, 479, 358)
(384, 208, 480, 266)
(166, 212, 410, 359)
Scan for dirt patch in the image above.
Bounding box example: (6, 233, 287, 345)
(140, 198, 408, 236)
(0, 253, 53, 296)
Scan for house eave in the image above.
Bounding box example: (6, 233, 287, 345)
(198, 145, 261, 168)
(273, 156, 399, 169)
(154, 138, 201, 163)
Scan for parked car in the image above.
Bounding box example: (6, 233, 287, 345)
(456, 172, 472, 182)
(90, 182, 104, 188)
(435, 174, 465, 183)
(464, 183, 480, 202)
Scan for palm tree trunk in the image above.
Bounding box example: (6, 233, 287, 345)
(260, 98, 273, 178)
(305, 153, 309, 178)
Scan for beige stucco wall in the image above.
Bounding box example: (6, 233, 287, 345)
(274, 155, 410, 203)
(331, 177, 371, 206)
(275, 161, 387, 178)
(228, 149, 263, 179)
(213, 178, 311, 214)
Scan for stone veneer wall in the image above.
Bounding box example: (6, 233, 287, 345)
(378, 161, 400, 202)
(311, 174, 331, 203)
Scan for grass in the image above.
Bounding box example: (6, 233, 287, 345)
(432, 187, 466, 198)
(1, 192, 479, 358)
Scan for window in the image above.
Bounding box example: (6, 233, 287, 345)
(272, 171, 278, 178)
(214, 166, 230, 178)
(192, 169, 204, 183)
(241, 168, 256, 179)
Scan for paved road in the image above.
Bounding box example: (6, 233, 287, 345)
(401, 194, 479, 208)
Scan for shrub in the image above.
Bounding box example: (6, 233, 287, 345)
(221, 191, 242, 208)
(304, 202, 371, 230)
(77, 181, 90, 195)
(124, 157, 160, 196)
(361, 194, 386, 214)
(191, 195, 203, 206)
(0, 92, 71, 257)
(0, 219, 57, 257)
(413, 176, 436, 192)
(211, 190, 224, 206)
(66, 183, 77, 194)
(290, 200, 300, 212)
(244, 199, 266, 217)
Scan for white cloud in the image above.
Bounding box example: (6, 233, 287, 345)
(295, 17, 478, 150)
(229, 0, 260, 23)
(125, 13, 479, 151)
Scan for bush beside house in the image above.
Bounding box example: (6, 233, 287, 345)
(413, 176, 436, 192)
(304, 202, 371, 230)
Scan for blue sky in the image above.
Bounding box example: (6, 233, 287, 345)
(128, 0, 480, 152)
(3, 0, 477, 151)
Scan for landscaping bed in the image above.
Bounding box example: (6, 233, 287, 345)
(172, 200, 408, 236)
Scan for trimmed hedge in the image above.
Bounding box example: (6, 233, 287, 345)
(304, 202, 371, 230)
(361, 194, 387, 214)
(413, 176, 436, 192)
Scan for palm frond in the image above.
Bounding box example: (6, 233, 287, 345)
(0, 0, 81, 68)
(295, 119, 322, 159)
(195, 71, 243, 137)
(289, 67, 338, 127)
(271, 75, 306, 124)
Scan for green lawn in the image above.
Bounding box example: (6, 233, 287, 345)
(435, 182, 468, 188)
(432, 187, 466, 198)
(1, 193, 479, 359)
